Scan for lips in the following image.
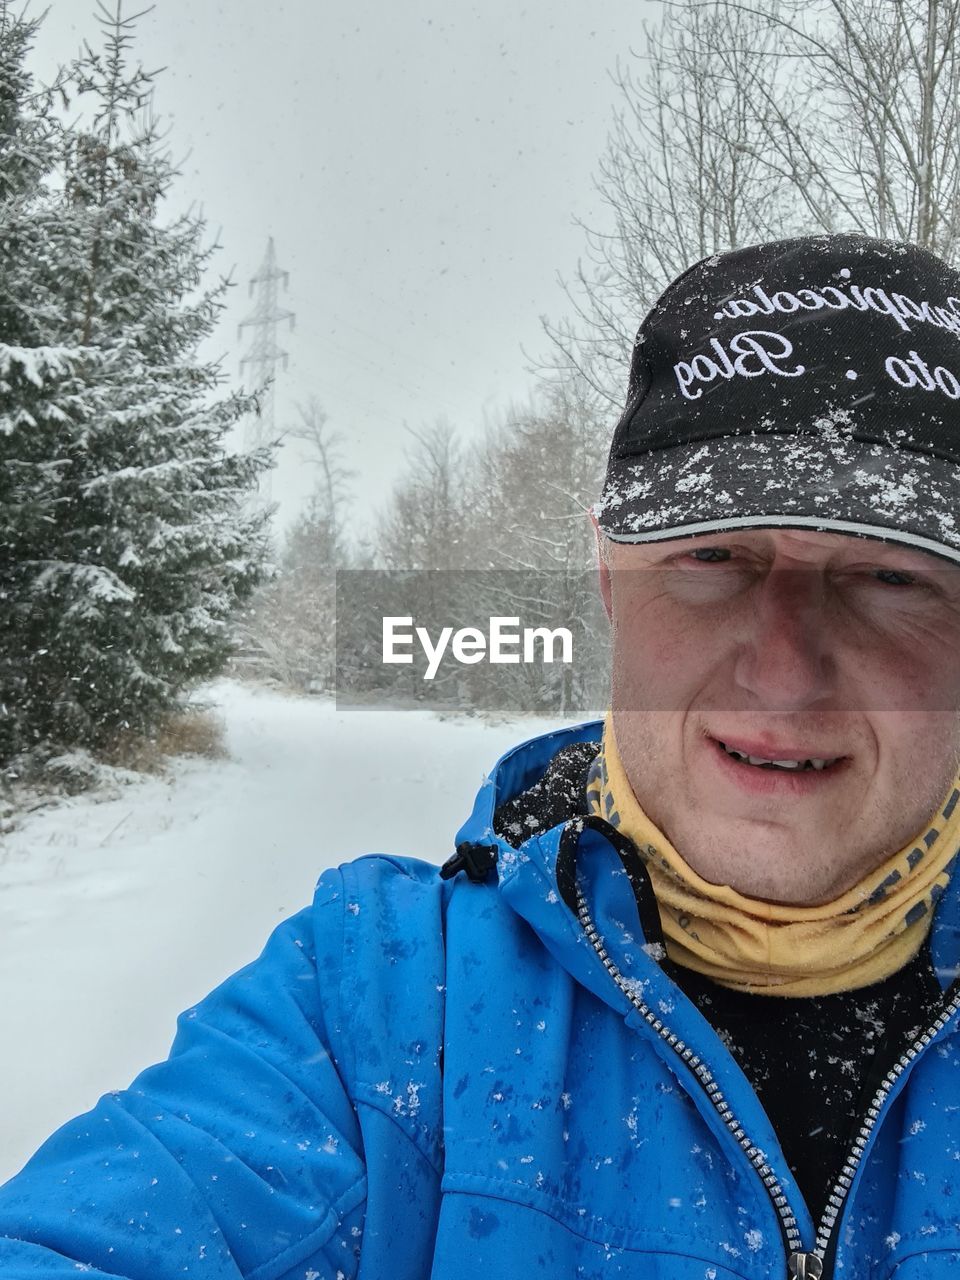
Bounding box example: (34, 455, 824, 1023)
(717, 740, 841, 772)
(707, 736, 847, 795)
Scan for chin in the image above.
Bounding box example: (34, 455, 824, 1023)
(679, 832, 851, 905)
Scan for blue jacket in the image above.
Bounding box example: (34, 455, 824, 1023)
(3, 720, 960, 1280)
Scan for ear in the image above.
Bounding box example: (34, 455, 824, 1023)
(591, 511, 613, 622)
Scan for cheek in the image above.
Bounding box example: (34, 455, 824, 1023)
(842, 635, 960, 714)
(607, 569, 767, 710)
(869, 709, 960, 757)
(837, 592, 960, 706)
(866, 711, 960, 833)
(836, 626, 960, 785)
(610, 607, 728, 711)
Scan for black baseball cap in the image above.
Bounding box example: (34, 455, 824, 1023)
(595, 234, 960, 563)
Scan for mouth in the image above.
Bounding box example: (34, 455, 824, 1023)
(707, 736, 847, 794)
(715, 740, 843, 773)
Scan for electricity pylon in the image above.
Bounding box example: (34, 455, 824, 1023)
(239, 237, 295, 501)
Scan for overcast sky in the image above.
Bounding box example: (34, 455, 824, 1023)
(29, 0, 661, 532)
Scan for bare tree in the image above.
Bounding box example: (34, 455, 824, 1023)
(730, 0, 960, 254)
(469, 378, 610, 715)
(289, 396, 354, 547)
(238, 399, 355, 692)
(377, 421, 471, 572)
(546, 0, 960, 402)
(347, 397, 609, 715)
(544, 2, 797, 403)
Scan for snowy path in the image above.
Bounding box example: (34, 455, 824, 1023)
(0, 681, 572, 1183)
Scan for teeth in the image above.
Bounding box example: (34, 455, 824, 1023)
(718, 742, 835, 772)
(749, 755, 800, 769)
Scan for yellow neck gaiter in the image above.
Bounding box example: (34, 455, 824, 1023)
(585, 715, 960, 996)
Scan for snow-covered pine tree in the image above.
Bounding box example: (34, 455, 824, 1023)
(0, 2, 100, 766)
(2, 2, 272, 770)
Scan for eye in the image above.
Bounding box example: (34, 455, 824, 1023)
(873, 568, 916, 587)
(689, 547, 732, 563)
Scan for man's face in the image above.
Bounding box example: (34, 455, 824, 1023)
(600, 528, 960, 905)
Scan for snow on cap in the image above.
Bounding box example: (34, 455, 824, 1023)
(595, 234, 960, 563)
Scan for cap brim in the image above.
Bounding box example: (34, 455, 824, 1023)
(596, 433, 960, 565)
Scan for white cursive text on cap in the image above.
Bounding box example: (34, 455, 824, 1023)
(674, 331, 805, 401)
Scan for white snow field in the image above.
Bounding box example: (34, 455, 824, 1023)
(0, 681, 580, 1184)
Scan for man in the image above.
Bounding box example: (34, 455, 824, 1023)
(3, 233, 960, 1279)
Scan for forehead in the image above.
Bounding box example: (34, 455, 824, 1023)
(606, 527, 952, 571)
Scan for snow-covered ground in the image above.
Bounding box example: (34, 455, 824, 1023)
(0, 681, 580, 1184)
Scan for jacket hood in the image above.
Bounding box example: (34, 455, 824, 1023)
(452, 718, 652, 1009)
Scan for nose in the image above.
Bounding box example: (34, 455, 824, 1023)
(733, 568, 833, 711)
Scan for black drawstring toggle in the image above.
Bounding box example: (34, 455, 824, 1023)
(440, 841, 499, 883)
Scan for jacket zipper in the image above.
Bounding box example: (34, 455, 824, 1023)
(809, 991, 960, 1263)
(574, 881, 960, 1280)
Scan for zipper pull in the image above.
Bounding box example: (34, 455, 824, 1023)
(439, 841, 498, 883)
(788, 1254, 823, 1279)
